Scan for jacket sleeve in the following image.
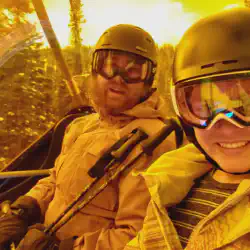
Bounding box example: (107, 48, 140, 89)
(24, 168, 56, 217)
(73, 165, 151, 250)
(24, 120, 79, 216)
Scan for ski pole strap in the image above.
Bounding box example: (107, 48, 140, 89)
(141, 118, 183, 156)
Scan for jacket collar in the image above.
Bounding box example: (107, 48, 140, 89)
(140, 144, 211, 208)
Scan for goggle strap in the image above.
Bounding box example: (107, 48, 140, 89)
(171, 86, 181, 116)
(92, 52, 99, 73)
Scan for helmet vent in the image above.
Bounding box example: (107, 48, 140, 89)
(201, 63, 214, 69)
(136, 46, 147, 53)
(201, 60, 238, 69)
(222, 60, 238, 64)
(146, 38, 152, 43)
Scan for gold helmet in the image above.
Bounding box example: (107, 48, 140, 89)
(173, 8, 250, 85)
(94, 24, 157, 65)
(171, 8, 250, 174)
(92, 24, 157, 85)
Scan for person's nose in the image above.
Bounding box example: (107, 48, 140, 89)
(112, 75, 126, 85)
(212, 118, 242, 136)
(208, 113, 243, 130)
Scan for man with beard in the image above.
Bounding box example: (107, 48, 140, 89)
(0, 24, 182, 250)
(125, 8, 250, 250)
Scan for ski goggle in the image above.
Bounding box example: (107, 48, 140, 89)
(172, 73, 250, 129)
(92, 50, 155, 83)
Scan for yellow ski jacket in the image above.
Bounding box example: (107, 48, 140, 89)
(125, 144, 250, 250)
(25, 90, 178, 250)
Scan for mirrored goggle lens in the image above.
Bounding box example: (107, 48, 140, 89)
(93, 50, 151, 83)
(175, 76, 250, 127)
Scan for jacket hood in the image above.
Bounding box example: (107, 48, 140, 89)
(138, 144, 212, 208)
(91, 89, 170, 128)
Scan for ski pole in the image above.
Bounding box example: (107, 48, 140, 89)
(47, 120, 182, 235)
(44, 128, 148, 235)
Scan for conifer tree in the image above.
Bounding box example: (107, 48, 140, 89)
(69, 0, 86, 75)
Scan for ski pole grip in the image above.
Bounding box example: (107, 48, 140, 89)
(111, 128, 148, 161)
(141, 120, 178, 156)
(88, 134, 130, 178)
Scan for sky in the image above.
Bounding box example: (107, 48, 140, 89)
(28, 0, 245, 47)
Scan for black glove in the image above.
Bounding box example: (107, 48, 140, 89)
(0, 196, 41, 248)
(16, 223, 60, 250)
(17, 224, 76, 250)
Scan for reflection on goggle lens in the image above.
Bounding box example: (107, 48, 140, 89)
(93, 50, 152, 83)
(176, 77, 250, 128)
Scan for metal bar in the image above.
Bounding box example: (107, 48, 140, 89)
(0, 169, 50, 179)
(31, 0, 87, 107)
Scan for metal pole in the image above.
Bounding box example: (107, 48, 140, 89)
(0, 169, 50, 179)
(31, 0, 87, 107)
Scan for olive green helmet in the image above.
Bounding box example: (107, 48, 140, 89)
(172, 8, 250, 174)
(173, 7, 250, 85)
(94, 24, 157, 65)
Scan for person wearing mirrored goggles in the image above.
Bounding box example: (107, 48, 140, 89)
(123, 7, 250, 250)
(90, 25, 157, 116)
(12, 24, 181, 250)
(172, 9, 250, 176)
(170, 7, 250, 249)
